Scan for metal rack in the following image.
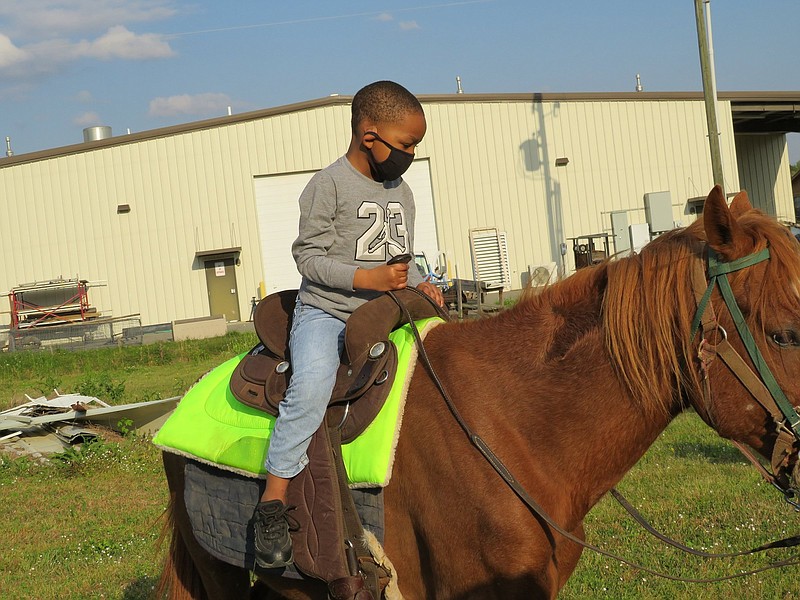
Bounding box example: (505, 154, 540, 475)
(7, 278, 100, 329)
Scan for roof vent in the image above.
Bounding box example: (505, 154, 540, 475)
(83, 126, 112, 143)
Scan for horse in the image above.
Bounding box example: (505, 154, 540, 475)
(157, 185, 800, 599)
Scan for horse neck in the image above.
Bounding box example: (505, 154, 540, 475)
(461, 264, 684, 516)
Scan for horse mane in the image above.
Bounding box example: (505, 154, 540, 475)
(734, 211, 800, 333)
(602, 226, 704, 417)
(512, 206, 800, 418)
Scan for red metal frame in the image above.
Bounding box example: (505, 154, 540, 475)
(8, 280, 93, 330)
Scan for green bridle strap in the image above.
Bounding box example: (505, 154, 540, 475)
(708, 247, 771, 275)
(692, 246, 800, 435)
(691, 248, 771, 337)
(690, 281, 715, 339)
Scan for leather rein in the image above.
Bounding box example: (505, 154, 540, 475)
(387, 248, 800, 583)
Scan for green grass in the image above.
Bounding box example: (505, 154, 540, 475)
(0, 435, 166, 600)
(0, 332, 798, 598)
(0, 331, 259, 410)
(560, 413, 799, 599)
(0, 332, 258, 600)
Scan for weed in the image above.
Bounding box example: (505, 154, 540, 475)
(117, 418, 135, 437)
(75, 373, 126, 403)
(51, 439, 113, 474)
(36, 373, 62, 396)
(137, 391, 163, 404)
(0, 453, 38, 483)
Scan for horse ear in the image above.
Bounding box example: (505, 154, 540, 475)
(728, 189, 753, 218)
(703, 185, 748, 260)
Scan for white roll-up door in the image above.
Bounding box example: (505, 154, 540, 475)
(254, 159, 438, 295)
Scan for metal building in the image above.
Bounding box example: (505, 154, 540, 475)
(0, 91, 797, 329)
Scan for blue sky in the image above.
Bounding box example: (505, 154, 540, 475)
(2, 0, 799, 160)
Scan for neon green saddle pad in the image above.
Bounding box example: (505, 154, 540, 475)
(153, 317, 440, 487)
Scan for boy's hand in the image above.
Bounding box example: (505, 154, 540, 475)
(354, 263, 409, 291)
(417, 281, 445, 307)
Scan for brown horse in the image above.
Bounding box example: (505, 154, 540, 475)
(158, 185, 800, 599)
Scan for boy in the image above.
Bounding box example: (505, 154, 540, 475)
(254, 81, 444, 569)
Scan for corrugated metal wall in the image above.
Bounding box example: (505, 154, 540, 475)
(422, 98, 744, 286)
(735, 134, 793, 221)
(0, 95, 793, 327)
(0, 104, 352, 326)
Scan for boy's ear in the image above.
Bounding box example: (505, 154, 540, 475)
(360, 127, 378, 149)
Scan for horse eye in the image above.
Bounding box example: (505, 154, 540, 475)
(771, 330, 798, 347)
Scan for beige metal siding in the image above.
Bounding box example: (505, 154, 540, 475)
(735, 134, 794, 221)
(423, 98, 740, 285)
(0, 94, 792, 329)
(0, 105, 352, 327)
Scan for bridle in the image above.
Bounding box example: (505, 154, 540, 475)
(690, 245, 800, 509)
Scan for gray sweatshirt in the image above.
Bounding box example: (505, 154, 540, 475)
(292, 155, 424, 321)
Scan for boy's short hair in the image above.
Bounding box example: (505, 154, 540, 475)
(351, 81, 423, 133)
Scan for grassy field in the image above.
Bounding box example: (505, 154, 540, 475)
(559, 414, 799, 599)
(0, 332, 259, 600)
(0, 332, 798, 599)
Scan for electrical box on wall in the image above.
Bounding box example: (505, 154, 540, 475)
(629, 223, 651, 253)
(644, 191, 674, 233)
(610, 211, 630, 254)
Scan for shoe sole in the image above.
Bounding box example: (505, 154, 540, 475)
(254, 553, 294, 570)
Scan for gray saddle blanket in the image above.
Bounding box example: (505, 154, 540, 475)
(183, 459, 384, 578)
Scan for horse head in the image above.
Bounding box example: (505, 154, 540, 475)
(691, 185, 800, 499)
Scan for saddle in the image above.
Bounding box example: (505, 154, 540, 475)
(229, 287, 448, 599)
(230, 287, 447, 443)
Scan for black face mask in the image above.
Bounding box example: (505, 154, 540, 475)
(366, 133, 414, 182)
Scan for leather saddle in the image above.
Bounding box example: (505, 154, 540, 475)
(230, 287, 447, 444)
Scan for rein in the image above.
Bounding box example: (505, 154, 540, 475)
(690, 245, 800, 509)
(386, 279, 800, 584)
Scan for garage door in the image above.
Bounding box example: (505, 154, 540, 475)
(254, 159, 439, 295)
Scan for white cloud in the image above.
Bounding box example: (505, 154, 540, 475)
(78, 25, 174, 60)
(75, 90, 94, 103)
(0, 33, 28, 69)
(375, 13, 420, 31)
(0, 1, 178, 39)
(148, 93, 232, 117)
(73, 111, 102, 127)
(0, 1, 177, 82)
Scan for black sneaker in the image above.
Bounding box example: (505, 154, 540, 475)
(253, 500, 296, 569)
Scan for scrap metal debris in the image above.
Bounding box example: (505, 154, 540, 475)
(0, 391, 178, 460)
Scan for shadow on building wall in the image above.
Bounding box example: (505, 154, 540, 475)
(519, 95, 566, 281)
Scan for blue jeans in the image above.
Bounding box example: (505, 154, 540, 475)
(265, 300, 345, 478)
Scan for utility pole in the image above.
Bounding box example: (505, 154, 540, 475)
(694, 0, 725, 189)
